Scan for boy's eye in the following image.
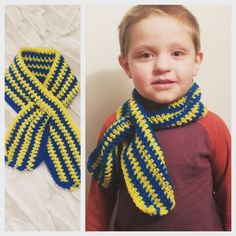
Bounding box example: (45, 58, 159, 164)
(138, 52, 154, 59)
(172, 50, 184, 57)
(142, 52, 152, 58)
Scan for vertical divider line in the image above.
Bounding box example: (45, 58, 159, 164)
(80, 1, 86, 233)
(0, 1, 5, 233)
(231, 3, 235, 232)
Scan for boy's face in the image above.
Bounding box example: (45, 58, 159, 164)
(119, 15, 203, 104)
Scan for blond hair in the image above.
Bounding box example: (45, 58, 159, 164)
(118, 5, 201, 56)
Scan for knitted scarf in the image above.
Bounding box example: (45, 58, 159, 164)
(87, 82, 207, 216)
(5, 48, 80, 190)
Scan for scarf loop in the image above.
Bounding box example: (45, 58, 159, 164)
(87, 82, 207, 215)
(5, 48, 80, 190)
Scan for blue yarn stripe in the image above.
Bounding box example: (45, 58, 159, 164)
(15, 112, 49, 170)
(5, 105, 38, 151)
(49, 119, 80, 175)
(47, 56, 64, 90)
(131, 140, 173, 210)
(58, 75, 78, 103)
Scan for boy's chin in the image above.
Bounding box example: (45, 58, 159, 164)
(138, 89, 188, 107)
(147, 89, 190, 105)
(139, 95, 179, 110)
(148, 95, 180, 105)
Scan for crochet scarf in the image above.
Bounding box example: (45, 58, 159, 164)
(87, 82, 207, 216)
(5, 48, 80, 190)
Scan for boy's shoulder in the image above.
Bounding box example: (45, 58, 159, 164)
(98, 112, 117, 141)
(101, 112, 117, 132)
(103, 112, 117, 127)
(198, 111, 230, 131)
(198, 110, 230, 141)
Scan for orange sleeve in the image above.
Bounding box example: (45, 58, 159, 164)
(199, 111, 231, 231)
(86, 113, 118, 231)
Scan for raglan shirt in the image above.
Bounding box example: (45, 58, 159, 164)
(86, 111, 231, 231)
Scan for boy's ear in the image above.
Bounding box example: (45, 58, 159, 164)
(118, 55, 132, 78)
(193, 51, 203, 76)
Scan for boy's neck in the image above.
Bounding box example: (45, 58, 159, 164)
(138, 95, 167, 111)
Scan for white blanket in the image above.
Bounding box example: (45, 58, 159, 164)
(5, 5, 81, 231)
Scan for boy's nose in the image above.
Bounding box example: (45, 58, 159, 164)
(153, 55, 170, 74)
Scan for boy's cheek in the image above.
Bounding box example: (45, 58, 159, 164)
(131, 63, 152, 75)
(138, 70, 152, 81)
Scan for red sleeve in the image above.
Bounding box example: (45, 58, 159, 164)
(86, 113, 118, 231)
(198, 111, 231, 231)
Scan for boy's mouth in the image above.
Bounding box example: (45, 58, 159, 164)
(152, 79, 175, 84)
(151, 79, 176, 89)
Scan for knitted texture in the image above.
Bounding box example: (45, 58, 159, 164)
(87, 82, 207, 216)
(5, 48, 80, 190)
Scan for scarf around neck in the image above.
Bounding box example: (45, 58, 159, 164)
(87, 82, 207, 216)
(5, 48, 80, 190)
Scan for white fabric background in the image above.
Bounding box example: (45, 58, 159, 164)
(5, 5, 80, 231)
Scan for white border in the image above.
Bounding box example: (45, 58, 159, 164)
(1, 0, 235, 235)
(231, 2, 235, 234)
(80, 2, 86, 233)
(0, 1, 5, 232)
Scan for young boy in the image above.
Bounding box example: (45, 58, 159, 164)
(86, 5, 231, 231)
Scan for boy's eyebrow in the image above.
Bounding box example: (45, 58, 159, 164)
(168, 43, 190, 51)
(168, 41, 191, 47)
(132, 42, 191, 52)
(132, 44, 156, 51)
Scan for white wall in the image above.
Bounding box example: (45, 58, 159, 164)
(86, 5, 231, 193)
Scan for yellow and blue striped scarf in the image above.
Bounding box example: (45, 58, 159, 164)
(5, 48, 80, 190)
(87, 82, 207, 216)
